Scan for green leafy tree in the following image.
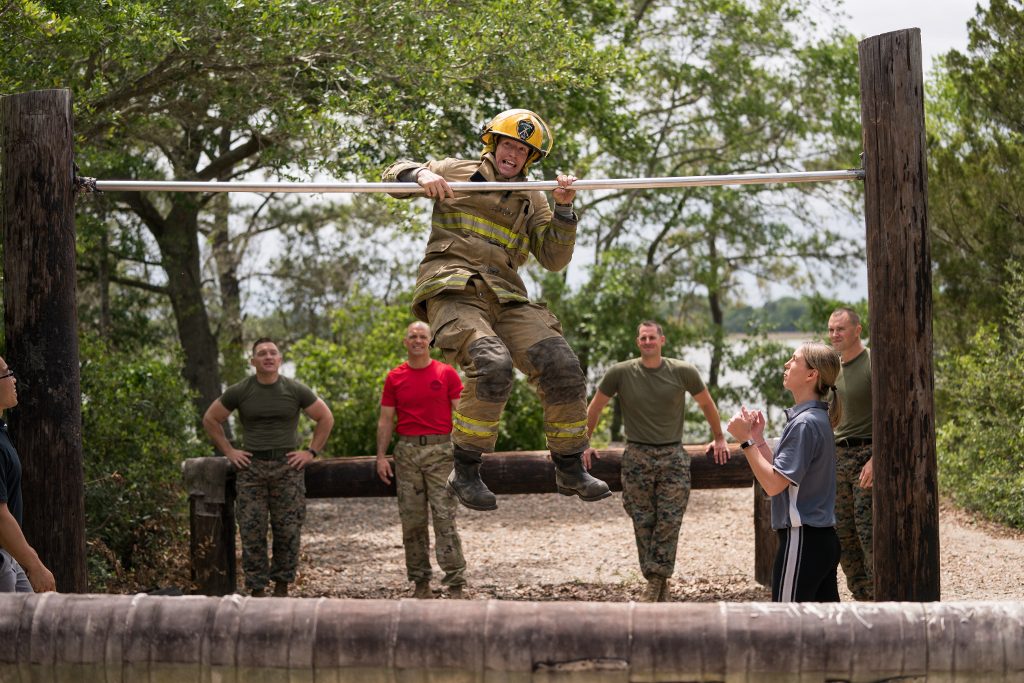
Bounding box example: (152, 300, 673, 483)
(570, 0, 862, 386)
(2, 0, 623, 415)
(927, 0, 1024, 349)
(290, 293, 414, 456)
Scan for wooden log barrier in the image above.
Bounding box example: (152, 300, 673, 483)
(182, 446, 767, 595)
(2, 593, 1021, 682)
(304, 445, 753, 498)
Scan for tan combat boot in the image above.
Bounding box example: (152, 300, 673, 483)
(658, 578, 671, 602)
(249, 587, 267, 598)
(272, 581, 289, 597)
(639, 576, 665, 602)
(448, 585, 465, 599)
(413, 580, 433, 599)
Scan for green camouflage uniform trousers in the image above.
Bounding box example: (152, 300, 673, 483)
(236, 458, 306, 591)
(394, 440, 466, 587)
(621, 443, 691, 580)
(835, 444, 874, 600)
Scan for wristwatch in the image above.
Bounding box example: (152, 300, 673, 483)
(307, 447, 320, 457)
(740, 439, 757, 450)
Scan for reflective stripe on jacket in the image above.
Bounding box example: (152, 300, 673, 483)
(382, 155, 578, 320)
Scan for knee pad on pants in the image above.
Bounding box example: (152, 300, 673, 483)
(526, 336, 586, 405)
(467, 336, 514, 402)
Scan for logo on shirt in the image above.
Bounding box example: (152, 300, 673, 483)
(431, 380, 444, 392)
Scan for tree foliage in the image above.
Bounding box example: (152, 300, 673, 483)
(928, 0, 1024, 348)
(936, 263, 1024, 529)
(79, 335, 208, 589)
(554, 0, 862, 387)
(2, 0, 624, 415)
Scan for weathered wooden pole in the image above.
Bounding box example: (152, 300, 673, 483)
(858, 30, 939, 601)
(182, 457, 237, 595)
(0, 89, 87, 592)
(3, 594, 1023, 681)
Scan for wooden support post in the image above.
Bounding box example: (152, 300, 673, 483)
(752, 482, 776, 586)
(0, 89, 87, 592)
(182, 457, 236, 595)
(859, 30, 940, 600)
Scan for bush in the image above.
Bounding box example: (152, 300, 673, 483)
(292, 294, 417, 455)
(936, 268, 1024, 529)
(80, 336, 207, 590)
(495, 374, 546, 451)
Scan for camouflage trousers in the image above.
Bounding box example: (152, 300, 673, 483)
(394, 440, 466, 587)
(235, 458, 306, 591)
(621, 443, 691, 580)
(835, 444, 874, 600)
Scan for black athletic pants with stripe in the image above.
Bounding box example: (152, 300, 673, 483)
(772, 525, 841, 602)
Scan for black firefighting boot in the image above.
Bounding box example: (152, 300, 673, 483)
(551, 452, 612, 502)
(447, 446, 497, 511)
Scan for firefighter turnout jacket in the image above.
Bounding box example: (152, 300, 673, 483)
(382, 153, 578, 320)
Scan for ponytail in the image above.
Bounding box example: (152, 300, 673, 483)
(799, 342, 843, 429)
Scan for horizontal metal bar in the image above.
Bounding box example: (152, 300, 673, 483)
(93, 169, 864, 194)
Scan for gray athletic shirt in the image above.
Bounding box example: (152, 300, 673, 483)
(770, 400, 837, 529)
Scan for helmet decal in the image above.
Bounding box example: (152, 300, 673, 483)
(517, 120, 536, 142)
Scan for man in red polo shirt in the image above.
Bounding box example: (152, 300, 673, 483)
(376, 321, 466, 599)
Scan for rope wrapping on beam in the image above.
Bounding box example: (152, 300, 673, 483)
(1, 594, 1021, 681)
(89, 169, 864, 194)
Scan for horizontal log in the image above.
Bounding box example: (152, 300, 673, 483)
(305, 445, 752, 498)
(2, 594, 1021, 681)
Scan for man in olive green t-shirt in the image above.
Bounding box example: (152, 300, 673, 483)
(828, 307, 874, 600)
(584, 320, 730, 602)
(203, 338, 334, 597)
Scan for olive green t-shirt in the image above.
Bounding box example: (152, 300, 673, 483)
(220, 375, 317, 450)
(834, 347, 872, 440)
(598, 358, 706, 445)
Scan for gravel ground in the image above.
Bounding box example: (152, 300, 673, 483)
(292, 487, 1024, 602)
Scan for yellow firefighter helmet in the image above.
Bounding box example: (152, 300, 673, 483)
(480, 109, 553, 169)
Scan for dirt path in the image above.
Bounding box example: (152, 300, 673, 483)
(295, 487, 1024, 602)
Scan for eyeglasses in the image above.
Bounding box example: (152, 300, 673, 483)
(0, 369, 14, 381)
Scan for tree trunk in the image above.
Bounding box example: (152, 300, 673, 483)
(707, 287, 724, 389)
(209, 191, 246, 386)
(0, 89, 87, 591)
(149, 200, 224, 416)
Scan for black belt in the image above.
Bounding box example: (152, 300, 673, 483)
(626, 440, 680, 448)
(397, 434, 451, 446)
(249, 448, 292, 461)
(836, 437, 871, 448)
